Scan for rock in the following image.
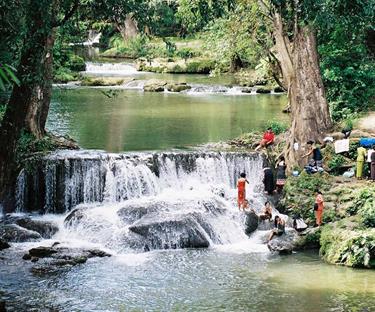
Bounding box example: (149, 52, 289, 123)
(31, 257, 39, 263)
(143, 80, 167, 92)
(22, 253, 32, 260)
(28, 246, 58, 258)
(117, 203, 160, 224)
(256, 87, 272, 94)
(267, 229, 299, 255)
(244, 211, 259, 235)
(241, 88, 253, 93)
(257, 219, 273, 231)
(166, 83, 191, 92)
(64, 207, 88, 226)
(0, 239, 10, 251)
(0, 300, 6, 312)
(14, 218, 59, 239)
(294, 227, 321, 250)
(0, 224, 41, 242)
(87, 249, 111, 258)
(129, 213, 210, 249)
(273, 86, 285, 93)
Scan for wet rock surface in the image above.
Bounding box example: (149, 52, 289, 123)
(129, 213, 210, 249)
(267, 229, 299, 255)
(14, 217, 58, 238)
(0, 224, 41, 242)
(0, 239, 10, 251)
(244, 211, 259, 235)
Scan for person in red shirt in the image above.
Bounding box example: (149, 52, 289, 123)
(255, 128, 275, 151)
(315, 190, 324, 226)
(237, 172, 249, 210)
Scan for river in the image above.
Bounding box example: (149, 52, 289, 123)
(1, 62, 374, 312)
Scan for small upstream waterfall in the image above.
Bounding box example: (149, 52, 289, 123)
(16, 150, 269, 252)
(85, 62, 139, 75)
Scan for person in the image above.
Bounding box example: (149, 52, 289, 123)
(315, 190, 324, 226)
(303, 140, 323, 168)
(276, 156, 287, 193)
(241, 199, 252, 211)
(371, 148, 375, 181)
(356, 146, 367, 179)
(368, 145, 375, 179)
(263, 167, 275, 195)
(268, 215, 285, 241)
(237, 173, 249, 210)
(255, 128, 275, 151)
(259, 201, 272, 220)
(292, 213, 308, 232)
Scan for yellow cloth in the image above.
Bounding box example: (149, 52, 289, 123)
(356, 160, 364, 178)
(357, 147, 367, 162)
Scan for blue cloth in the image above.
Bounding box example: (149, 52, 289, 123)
(359, 138, 375, 148)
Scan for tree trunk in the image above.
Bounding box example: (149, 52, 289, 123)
(0, 12, 55, 212)
(116, 14, 139, 41)
(272, 13, 332, 167)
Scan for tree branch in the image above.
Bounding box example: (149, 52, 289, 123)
(52, 0, 79, 27)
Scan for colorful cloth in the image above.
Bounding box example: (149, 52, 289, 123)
(357, 147, 367, 162)
(262, 132, 275, 143)
(356, 160, 364, 178)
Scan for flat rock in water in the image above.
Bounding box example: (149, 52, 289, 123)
(267, 229, 299, 255)
(29, 246, 58, 258)
(166, 83, 191, 92)
(0, 224, 41, 242)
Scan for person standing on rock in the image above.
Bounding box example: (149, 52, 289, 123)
(356, 145, 367, 179)
(315, 190, 324, 226)
(237, 173, 249, 210)
(276, 156, 287, 193)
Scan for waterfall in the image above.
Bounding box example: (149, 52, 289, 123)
(16, 150, 265, 214)
(85, 62, 139, 75)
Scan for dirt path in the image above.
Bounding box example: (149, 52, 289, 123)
(358, 112, 375, 134)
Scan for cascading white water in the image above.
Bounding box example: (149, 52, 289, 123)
(85, 62, 139, 75)
(16, 150, 271, 253)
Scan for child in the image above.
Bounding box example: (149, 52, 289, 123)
(237, 172, 249, 211)
(315, 190, 324, 226)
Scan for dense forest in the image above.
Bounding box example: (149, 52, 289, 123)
(0, 0, 374, 209)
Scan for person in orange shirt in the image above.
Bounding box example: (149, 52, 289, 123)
(315, 190, 324, 226)
(237, 172, 249, 211)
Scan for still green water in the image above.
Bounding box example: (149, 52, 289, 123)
(48, 88, 287, 152)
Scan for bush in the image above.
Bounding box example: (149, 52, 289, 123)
(176, 47, 196, 62)
(66, 54, 86, 72)
(320, 224, 375, 268)
(327, 154, 346, 173)
(265, 119, 288, 135)
(53, 68, 77, 83)
(347, 187, 375, 217)
(0, 105, 6, 123)
(186, 59, 215, 73)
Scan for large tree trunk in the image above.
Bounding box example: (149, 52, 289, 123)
(273, 13, 332, 167)
(116, 14, 139, 41)
(0, 12, 55, 212)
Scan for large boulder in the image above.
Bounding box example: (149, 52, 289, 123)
(14, 217, 59, 238)
(244, 211, 259, 235)
(267, 228, 299, 255)
(29, 246, 58, 258)
(129, 213, 210, 250)
(0, 224, 41, 242)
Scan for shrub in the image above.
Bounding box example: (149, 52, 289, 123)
(176, 48, 196, 62)
(66, 54, 86, 72)
(327, 154, 346, 174)
(53, 68, 77, 83)
(186, 59, 215, 73)
(265, 119, 288, 135)
(0, 104, 6, 123)
(347, 187, 375, 217)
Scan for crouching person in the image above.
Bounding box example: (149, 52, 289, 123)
(268, 216, 285, 242)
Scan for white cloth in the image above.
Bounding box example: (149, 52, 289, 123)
(295, 219, 308, 230)
(368, 149, 374, 162)
(334, 139, 349, 154)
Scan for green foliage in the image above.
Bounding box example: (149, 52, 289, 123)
(185, 59, 215, 74)
(53, 68, 77, 83)
(106, 34, 152, 58)
(66, 55, 86, 72)
(320, 224, 375, 268)
(0, 64, 20, 91)
(265, 119, 288, 135)
(347, 187, 375, 216)
(176, 48, 196, 61)
(327, 155, 346, 173)
(176, 0, 235, 33)
(0, 104, 6, 123)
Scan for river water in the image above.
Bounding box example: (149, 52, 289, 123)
(48, 62, 287, 151)
(2, 62, 375, 312)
